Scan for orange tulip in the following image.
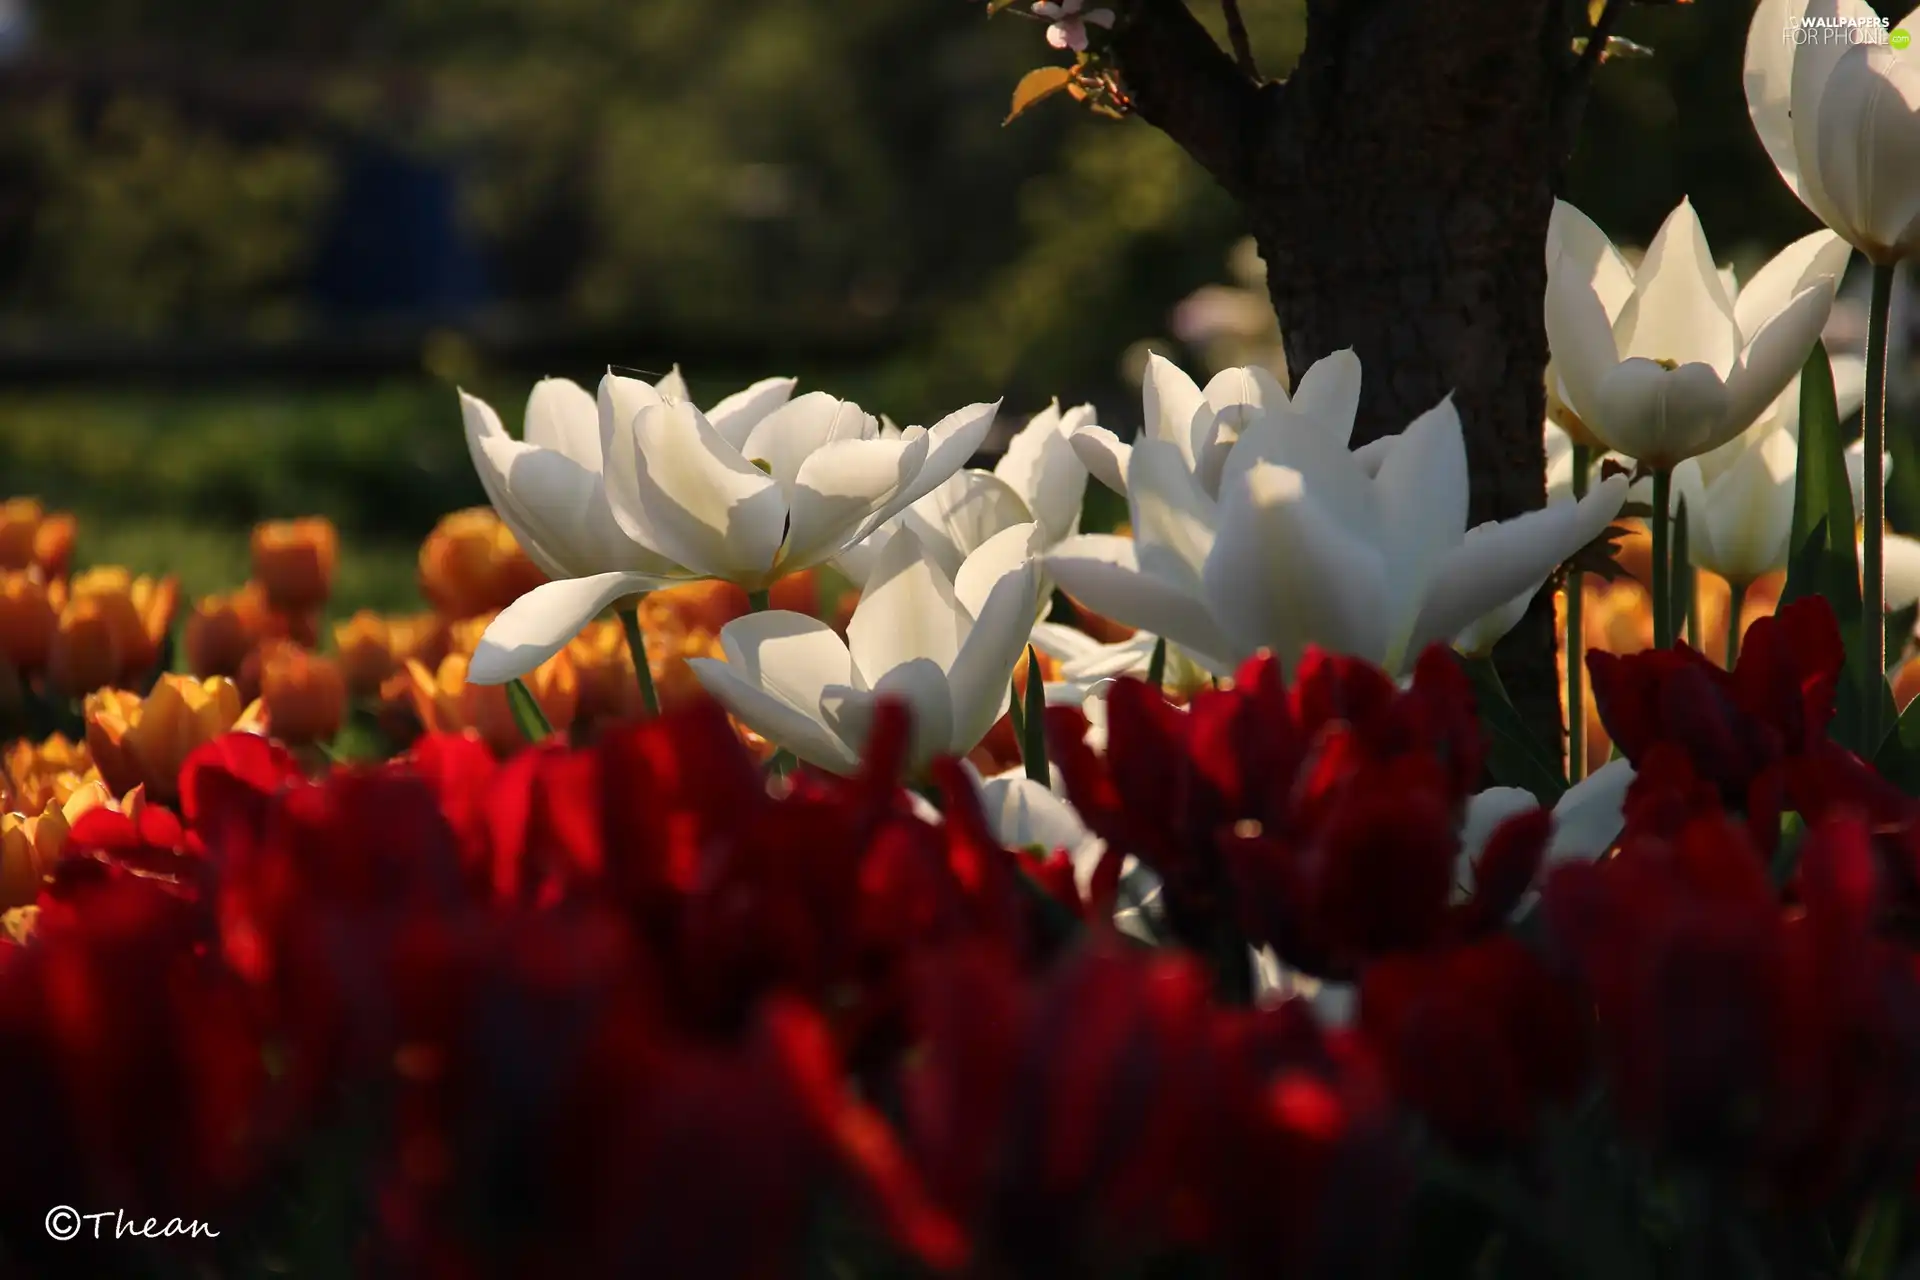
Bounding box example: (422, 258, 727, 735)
(404, 650, 579, 757)
(46, 600, 123, 698)
(0, 498, 76, 579)
(0, 779, 114, 910)
(84, 675, 249, 802)
(0, 569, 62, 673)
(185, 583, 271, 678)
(258, 640, 346, 745)
(567, 619, 641, 726)
(1, 733, 95, 816)
(251, 517, 338, 615)
(418, 507, 545, 620)
(58, 566, 179, 685)
(333, 610, 450, 698)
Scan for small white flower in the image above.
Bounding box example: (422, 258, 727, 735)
(1033, 0, 1114, 51)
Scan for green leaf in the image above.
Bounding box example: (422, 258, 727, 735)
(1460, 655, 1569, 803)
(505, 677, 552, 745)
(1782, 347, 1883, 754)
(1145, 634, 1167, 691)
(1670, 496, 1694, 645)
(1844, 1195, 1902, 1280)
(1874, 688, 1920, 792)
(1005, 66, 1074, 124)
(1019, 645, 1049, 784)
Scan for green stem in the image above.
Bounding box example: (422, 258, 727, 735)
(1863, 261, 1896, 751)
(1651, 468, 1675, 649)
(1567, 444, 1590, 782)
(1677, 501, 1700, 649)
(617, 602, 660, 718)
(1725, 577, 1748, 671)
(505, 677, 552, 744)
(747, 589, 771, 612)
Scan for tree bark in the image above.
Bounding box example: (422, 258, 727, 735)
(1110, 0, 1573, 751)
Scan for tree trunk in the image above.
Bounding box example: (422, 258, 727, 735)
(1110, 0, 1573, 750)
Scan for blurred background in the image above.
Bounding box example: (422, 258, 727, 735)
(0, 0, 1909, 619)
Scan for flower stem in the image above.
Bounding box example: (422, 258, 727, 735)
(1651, 468, 1675, 649)
(1566, 445, 1590, 782)
(1725, 577, 1748, 671)
(505, 677, 552, 744)
(618, 602, 660, 718)
(747, 589, 771, 612)
(1863, 261, 1896, 751)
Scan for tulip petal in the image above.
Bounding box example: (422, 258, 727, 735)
(1548, 200, 1637, 323)
(953, 522, 1042, 622)
(1547, 757, 1633, 863)
(1791, 0, 1883, 233)
(946, 555, 1044, 754)
(1699, 423, 1798, 583)
(1404, 474, 1631, 663)
(1886, 533, 1920, 612)
(1128, 439, 1218, 589)
(783, 431, 934, 572)
(1544, 248, 1626, 441)
(706, 376, 799, 450)
(1813, 44, 1920, 260)
(1042, 535, 1240, 672)
(1141, 352, 1209, 469)
(654, 365, 689, 403)
(847, 527, 968, 684)
(1745, 0, 1813, 203)
(824, 660, 954, 771)
(606, 398, 789, 583)
(995, 402, 1090, 544)
(1457, 787, 1540, 894)
(1198, 366, 1289, 495)
(1217, 404, 1377, 545)
(523, 377, 603, 470)
(1068, 424, 1134, 495)
(689, 646, 863, 776)
(1733, 230, 1851, 344)
(904, 470, 1033, 580)
(1028, 620, 1106, 664)
(1372, 397, 1470, 644)
(883, 401, 1001, 516)
(740, 392, 878, 492)
(1593, 358, 1733, 466)
(468, 571, 677, 685)
(1287, 348, 1363, 447)
(976, 773, 1102, 868)
(1616, 200, 1740, 376)
(461, 390, 569, 579)
(1725, 281, 1836, 442)
(1201, 462, 1392, 669)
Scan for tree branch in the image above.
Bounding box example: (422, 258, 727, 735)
(1557, 0, 1625, 161)
(1110, 0, 1264, 197)
(1221, 0, 1260, 80)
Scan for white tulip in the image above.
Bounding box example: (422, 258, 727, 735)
(1747, 0, 1920, 265)
(687, 523, 1042, 775)
(1044, 382, 1631, 677)
(1545, 198, 1845, 467)
(467, 373, 997, 684)
(1456, 758, 1636, 915)
(835, 400, 1091, 584)
(1670, 342, 1872, 587)
(1069, 351, 1337, 500)
(461, 368, 789, 583)
(1029, 620, 1214, 698)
